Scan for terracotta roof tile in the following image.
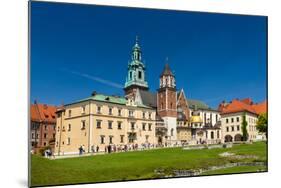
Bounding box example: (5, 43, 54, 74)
(220, 98, 267, 115)
(30, 103, 57, 123)
(252, 100, 267, 115)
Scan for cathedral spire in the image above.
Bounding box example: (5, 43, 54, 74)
(132, 35, 141, 61)
(159, 59, 176, 89)
(124, 37, 149, 93)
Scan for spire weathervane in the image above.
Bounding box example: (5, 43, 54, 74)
(136, 35, 139, 44)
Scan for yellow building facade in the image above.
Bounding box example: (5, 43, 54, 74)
(54, 93, 156, 155)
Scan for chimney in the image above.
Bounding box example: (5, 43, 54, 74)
(91, 91, 97, 96)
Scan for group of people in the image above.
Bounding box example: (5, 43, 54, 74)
(78, 143, 158, 155)
(75, 142, 187, 156)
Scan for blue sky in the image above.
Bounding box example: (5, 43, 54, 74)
(30, 2, 267, 108)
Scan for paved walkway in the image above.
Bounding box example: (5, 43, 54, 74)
(48, 146, 181, 160)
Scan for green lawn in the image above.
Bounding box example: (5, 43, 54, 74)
(31, 141, 267, 187)
(201, 165, 267, 176)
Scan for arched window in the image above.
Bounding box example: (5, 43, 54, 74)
(170, 102, 173, 109)
(129, 71, 132, 80)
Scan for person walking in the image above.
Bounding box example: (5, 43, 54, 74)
(96, 145, 99, 153)
(108, 145, 111, 154)
(78, 146, 83, 155)
(91, 145, 95, 154)
(82, 145, 85, 154)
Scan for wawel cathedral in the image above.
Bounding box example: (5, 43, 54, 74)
(52, 38, 265, 155)
(122, 37, 221, 146)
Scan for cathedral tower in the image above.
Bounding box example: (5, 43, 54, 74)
(157, 60, 178, 145)
(124, 36, 149, 96)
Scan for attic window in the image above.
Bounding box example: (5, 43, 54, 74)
(52, 115, 55, 119)
(105, 97, 110, 101)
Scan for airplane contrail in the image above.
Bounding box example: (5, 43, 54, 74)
(61, 69, 123, 89)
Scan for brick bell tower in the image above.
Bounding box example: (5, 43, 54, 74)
(157, 60, 178, 145)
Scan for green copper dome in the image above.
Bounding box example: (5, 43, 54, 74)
(124, 36, 149, 90)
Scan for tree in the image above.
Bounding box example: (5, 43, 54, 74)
(256, 113, 268, 139)
(242, 113, 248, 141)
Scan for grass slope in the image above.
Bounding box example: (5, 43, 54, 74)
(31, 142, 267, 187)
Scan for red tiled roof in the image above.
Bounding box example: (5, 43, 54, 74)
(241, 98, 253, 105)
(31, 103, 57, 123)
(219, 98, 267, 115)
(30, 104, 41, 122)
(252, 100, 267, 115)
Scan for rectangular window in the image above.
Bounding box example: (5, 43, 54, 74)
(237, 117, 240, 122)
(118, 109, 122, 116)
(109, 107, 113, 115)
(96, 120, 101, 129)
(129, 110, 134, 117)
(100, 136, 105, 144)
(108, 121, 113, 129)
(142, 123, 146, 131)
(109, 136, 113, 144)
(142, 112, 146, 119)
(231, 118, 234, 123)
(226, 118, 229, 123)
(44, 133, 47, 139)
(81, 120, 86, 130)
(148, 123, 152, 131)
(68, 110, 72, 117)
(237, 125, 240, 131)
(131, 122, 135, 130)
(53, 133, 55, 138)
(120, 135, 124, 143)
(81, 105, 86, 114)
(67, 137, 70, 145)
(231, 126, 234, 131)
(44, 125, 47, 130)
(68, 124, 71, 131)
(148, 112, 152, 119)
(97, 106, 101, 114)
(226, 127, 229, 132)
(145, 135, 149, 142)
(31, 133, 34, 139)
(117, 122, 122, 129)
